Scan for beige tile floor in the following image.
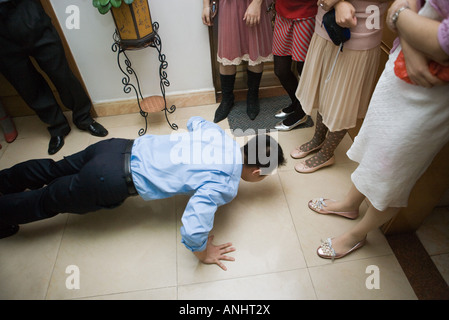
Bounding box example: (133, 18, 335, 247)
(0, 104, 418, 300)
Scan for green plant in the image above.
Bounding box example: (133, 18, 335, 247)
(92, 0, 135, 15)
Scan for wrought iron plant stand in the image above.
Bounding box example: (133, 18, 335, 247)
(111, 22, 177, 136)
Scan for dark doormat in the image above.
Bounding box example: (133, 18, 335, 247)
(226, 95, 314, 137)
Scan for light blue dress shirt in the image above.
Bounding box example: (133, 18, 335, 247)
(130, 117, 242, 252)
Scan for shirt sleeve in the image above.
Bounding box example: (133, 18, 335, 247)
(187, 116, 206, 132)
(438, 18, 449, 56)
(427, 0, 449, 56)
(180, 183, 233, 252)
(187, 116, 223, 133)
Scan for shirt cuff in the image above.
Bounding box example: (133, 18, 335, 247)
(181, 236, 208, 252)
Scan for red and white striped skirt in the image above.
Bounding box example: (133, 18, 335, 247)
(272, 15, 315, 62)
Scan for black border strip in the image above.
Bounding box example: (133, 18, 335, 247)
(386, 233, 449, 300)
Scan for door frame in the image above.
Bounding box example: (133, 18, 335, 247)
(206, 20, 285, 103)
(39, 0, 96, 117)
(0, 1, 95, 118)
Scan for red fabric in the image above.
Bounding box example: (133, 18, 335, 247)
(275, 0, 317, 20)
(272, 15, 315, 61)
(394, 50, 449, 84)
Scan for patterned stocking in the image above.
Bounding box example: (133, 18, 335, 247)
(305, 128, 347, 167)
(299, 112, 328, 152)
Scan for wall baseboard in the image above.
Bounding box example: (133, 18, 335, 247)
(93, 90, 216, 117)
(5, 90, 216, 118)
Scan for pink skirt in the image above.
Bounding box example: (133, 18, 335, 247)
(272, 15, 315, 62)
(217, 0, 273, 66)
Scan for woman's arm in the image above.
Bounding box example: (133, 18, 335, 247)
(388, 0, 449, 63)
(334, 1, 357, 28)
(202, 0, 213, 26)
(400, 37, 446, 87)
(243, 0, 263, 27)
(396, 10, 448, 63)
(319, 0, 392, 13)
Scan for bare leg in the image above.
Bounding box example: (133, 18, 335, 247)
(305, 129, 347, 168)
(328, 205, 399, 255)
(322, 184, 365, 215)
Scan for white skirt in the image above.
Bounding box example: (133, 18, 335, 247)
(347, 47, 449, 211)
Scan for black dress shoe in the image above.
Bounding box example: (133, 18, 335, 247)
(81, 121, 108, 137)
(48, 135, 65, 155)
(0, 224, 19, 239)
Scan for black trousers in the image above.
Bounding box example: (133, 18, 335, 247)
(0, 139, 134, 225)
(0, 0, 92, 137)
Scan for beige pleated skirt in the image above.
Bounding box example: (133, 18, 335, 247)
(296, 34, 380, 132)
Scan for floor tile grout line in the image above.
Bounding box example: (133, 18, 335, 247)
(43, 215, 70, 300)
(305, 252, 398, 269)
(275, 170, 320, 300)
(276, 172, 309, 267)
(176, 266, 313, 289)
(63, 285, 179, 300)
(304, 268, 319, 300)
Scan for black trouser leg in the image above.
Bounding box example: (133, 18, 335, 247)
(0, 46, 71, 137)
(0, 158, 76, 194)
(0, 139, 132, 225)
(0, 157, 77, 223)
(33, 27, 93, 129)
(0, 0, 93, 135)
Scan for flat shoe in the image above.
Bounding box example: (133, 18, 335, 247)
(274, 115, 308, 131)
(290, 141, 324, 159)
(317, 237, 366, 261)
(295, 156, 335, 173)
(274, 107, 294, 119)
(308, 198, 359, 219)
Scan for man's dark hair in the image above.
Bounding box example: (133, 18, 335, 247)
(242, 134, 286, 174)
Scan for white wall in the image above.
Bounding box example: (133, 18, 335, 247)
(49, 0, 214, 105)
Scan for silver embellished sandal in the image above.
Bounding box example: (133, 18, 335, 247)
(308, 198, 359, 219)
(317, 237, 366, 261)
